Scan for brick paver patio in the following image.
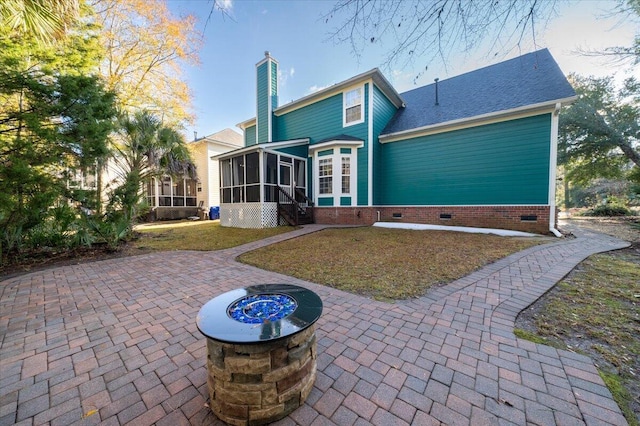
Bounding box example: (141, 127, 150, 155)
(0, 224, 631, 425)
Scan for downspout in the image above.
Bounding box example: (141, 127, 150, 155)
(368, 82, 374, 206)
(549, 103, 562, 237)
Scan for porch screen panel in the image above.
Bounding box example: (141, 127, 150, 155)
(295, 159, 306, 202)
(246, 152, 260, 184)
(265, 153, 277, 183)
(264, 153, 277, 202)
(295, 160, 305, 187)
(246, 152, 260, 202)
(146, 178, 156, 207)
(174, 179, 185, 206)
(221, 159, 231, 203)
(160, 176, 171, 206)
(232, 156, 245, 202)
(185, 179, 197, 206)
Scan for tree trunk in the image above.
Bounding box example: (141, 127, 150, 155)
(617, 142, 640, 168)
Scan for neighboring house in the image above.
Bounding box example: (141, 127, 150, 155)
(188, 128, 244, 209)
(69, 129, 242, 221)
(217, 49, 576, 234)
(143, 128, 243, 220)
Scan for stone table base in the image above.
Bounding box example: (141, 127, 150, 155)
(206, 325, 317, 426)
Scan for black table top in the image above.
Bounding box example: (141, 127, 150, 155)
(196, 284, 323, 344)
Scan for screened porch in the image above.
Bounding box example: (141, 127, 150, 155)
(218, 148, 309, 228)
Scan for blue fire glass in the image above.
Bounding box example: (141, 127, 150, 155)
(228, 294, 298, 324)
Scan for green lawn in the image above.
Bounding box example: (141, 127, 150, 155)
(238, 226, 545, 300)
(132, 220, 293, 251)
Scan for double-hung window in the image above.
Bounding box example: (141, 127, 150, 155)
(341, 157, 350, 194)
(314, 145, 359, 207)
(318, 158, 333, 194)
(343, 86, 363, 126)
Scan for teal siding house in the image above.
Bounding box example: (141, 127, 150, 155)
(217, 49, 576, 234)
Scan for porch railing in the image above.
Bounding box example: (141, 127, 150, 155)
(276, 186, 314, 226)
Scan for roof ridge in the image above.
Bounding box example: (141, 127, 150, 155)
(399, 48, 551, 96)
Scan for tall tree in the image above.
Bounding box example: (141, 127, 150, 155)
(0, 5, 116, 259)
(323, 0, 558, 74)
(91, 0, 202, 126)
(107, 110, 196, 221)
(559, 74, 640, 186)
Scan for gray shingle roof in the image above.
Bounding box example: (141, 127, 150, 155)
(381, 49, 576, 135)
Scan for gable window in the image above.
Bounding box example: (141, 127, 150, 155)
(343, 86, 363, 126)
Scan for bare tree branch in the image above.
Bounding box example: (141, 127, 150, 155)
(322, 0, 558, 76)
(575, 0, 639, 65)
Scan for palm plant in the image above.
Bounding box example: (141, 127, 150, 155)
(0, 0, 80, 42)
(107, 110, 196, 223)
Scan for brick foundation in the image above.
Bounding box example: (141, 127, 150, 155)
(205, 326, 317, 426)
(314, 206, 553, 234)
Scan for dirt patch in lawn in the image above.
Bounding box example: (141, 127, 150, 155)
(238, 226, 546, 301)
(561, 216, 640, 243)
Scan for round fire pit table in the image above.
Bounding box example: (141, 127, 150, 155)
(196, 284, 323, 425)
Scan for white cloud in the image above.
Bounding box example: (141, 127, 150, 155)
(278, 69, 288, 87)
(290, 67, 295, 77)
(307, 84, 329, 94)
(216, 0, 233, 13)
(389, 69, 419, 93)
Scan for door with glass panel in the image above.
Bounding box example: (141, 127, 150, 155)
(279, 162, 293, 199)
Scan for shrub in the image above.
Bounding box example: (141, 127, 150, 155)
(581, 196, 633, 217)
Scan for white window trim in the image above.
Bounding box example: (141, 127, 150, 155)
(341, 156, 351, 195)
(318, 157, 333, 195)
(343, 85, 365, 127)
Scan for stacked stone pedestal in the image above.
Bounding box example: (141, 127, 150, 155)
(205, 325, 317, 426)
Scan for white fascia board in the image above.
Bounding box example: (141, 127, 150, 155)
(212, 145, 263, 160)
(237, 118, 256, 130)
(212, 138, 310, 160)
(274, 69, 404, 117)
(308, 139, 364, 153)
(201, 139, 244, 150)
(379, 96, 578, 143)
(371, 72, 405, 108)
(262, 148, 307, 161)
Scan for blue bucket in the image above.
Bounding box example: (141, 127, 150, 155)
(209, 206, 220, 220)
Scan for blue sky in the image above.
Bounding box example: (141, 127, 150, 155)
(167, 0, 638, 140)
